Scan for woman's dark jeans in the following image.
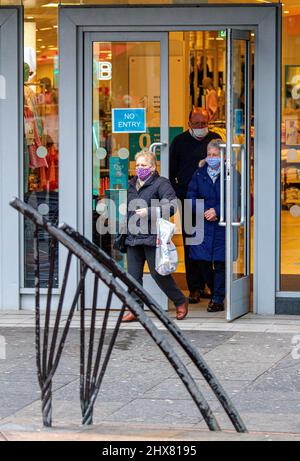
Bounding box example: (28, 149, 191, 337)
(127, 245, 186, 308)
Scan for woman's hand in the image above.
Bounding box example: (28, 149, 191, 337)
(204, 208, 218, 222)
(135, 208, 148, 218)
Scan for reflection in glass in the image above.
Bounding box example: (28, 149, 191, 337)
(232, 38, 247, 282)
(24, 17, 59, 288)
(92, 41, 161, 267)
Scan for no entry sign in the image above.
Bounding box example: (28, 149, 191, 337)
(112, 108, 146, 133)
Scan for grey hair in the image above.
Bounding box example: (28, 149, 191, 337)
(207, 138, 224, 152)
(135, 150, 157, 167)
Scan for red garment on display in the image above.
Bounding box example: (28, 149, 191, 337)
(47, 144, 59, 190)
(24, 106, 48, 169)
(39, 166, 47, 190)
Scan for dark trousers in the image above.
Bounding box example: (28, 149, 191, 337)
(200, 260, 225, 304)
(179, 197, 206, 293)
(127, 245, 186, 308)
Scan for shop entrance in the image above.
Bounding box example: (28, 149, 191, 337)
(59, 5, 279, 319)
(81, 29, 252, 321)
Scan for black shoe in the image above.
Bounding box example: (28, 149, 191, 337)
(207, 302, 224, 313)
(188, 290, 201, 304)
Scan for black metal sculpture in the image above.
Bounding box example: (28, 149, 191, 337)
(10, 197, 247, 433)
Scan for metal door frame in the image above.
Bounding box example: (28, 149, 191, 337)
(0, 7, 23, 310)
(223, 28, 251, 321)
(59, 4, 280, 315)
(83, 31, 169, 309)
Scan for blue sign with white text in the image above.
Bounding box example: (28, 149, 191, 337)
(112, 108, 146, 133)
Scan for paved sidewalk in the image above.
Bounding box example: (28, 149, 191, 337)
(1, 308, 300, 333)
(0, 310, 300, 441)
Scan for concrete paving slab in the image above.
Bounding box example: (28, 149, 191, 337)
(186, 359, 272, 381)
(52, 376, 170, 403)
(0, 323, 28, 328)
(266, 326, 300, 334)
(250, 372, 300, 393)
(203, 411, 300, 434)
(1, 326, 300, 439)
(3, 427, 300, 443)
(0, 400, 128, 429)
(229, 392, 300, 414)
(103, 398, 205, 426)
(229, 324, 269, 333)
(203, 343, 289, 364)
(143, 378, 252, 402)
(2, 423, 300, 441)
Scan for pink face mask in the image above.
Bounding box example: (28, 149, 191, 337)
(136, 166, 152, 181)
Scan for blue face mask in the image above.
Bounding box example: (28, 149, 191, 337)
(206, 157, 221, 169)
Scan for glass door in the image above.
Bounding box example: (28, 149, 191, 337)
(221, 29, 251, 321)
(83, 32, 169, 308)
(0, 7, 22, 308)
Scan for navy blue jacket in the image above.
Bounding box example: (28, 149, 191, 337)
(187, 163, 225, 262)
(125, 172, 177, 247)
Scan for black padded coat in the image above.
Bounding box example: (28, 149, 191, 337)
(125, 171, 177, 247)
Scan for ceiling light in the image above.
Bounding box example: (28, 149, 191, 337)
(53, 25, 58, 29)
(39, 27, 52, 31)
(26, 16, 34, 20)
(42, 3, 59, 7)
(41, 46, 46, 49)
(284, 10, 290, 14)
(37, 39, 43, 42)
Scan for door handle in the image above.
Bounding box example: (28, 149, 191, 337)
(232, 144, 245, 227)
(219, 143, 246, 227)
(219, 144, 226, 227)
(149, 142, 167, 155)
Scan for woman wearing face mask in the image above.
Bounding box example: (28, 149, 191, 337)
(187, 139, 226, 312)
(122, 151, 188, 322)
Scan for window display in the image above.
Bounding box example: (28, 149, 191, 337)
(17, 0, 296, 297)
(281, 8, 300, 291)
(24, 13, 59, 288)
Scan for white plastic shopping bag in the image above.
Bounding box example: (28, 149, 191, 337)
(155, 209, 178, 276)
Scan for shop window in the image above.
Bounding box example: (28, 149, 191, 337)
(23, 9, 59, 288)
(18, 0, 296, 292)
(281, 5, 300, 291)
